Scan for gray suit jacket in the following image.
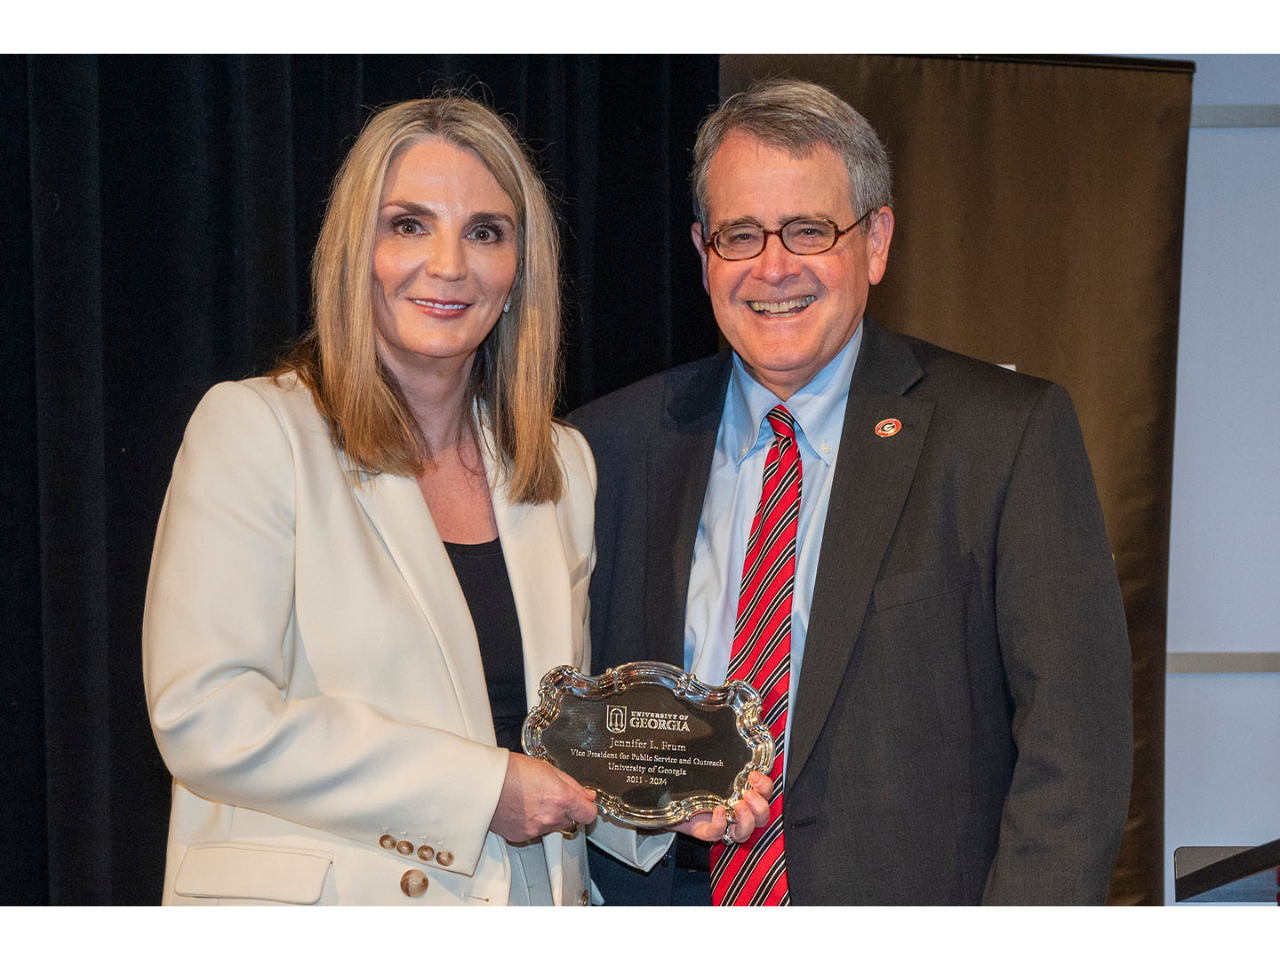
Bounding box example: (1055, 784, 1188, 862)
(569, 318, 1132, 904)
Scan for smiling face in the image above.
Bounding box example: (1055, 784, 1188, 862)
(693, 133, 893, 400)
(371, 137, 519, 390)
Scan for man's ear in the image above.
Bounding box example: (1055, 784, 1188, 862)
(691, 222, 711, 295)
(866, 206, 895, 286)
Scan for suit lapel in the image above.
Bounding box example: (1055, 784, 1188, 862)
(485, 442, 575, 906)
(349, 471, 496, 743)
(484, 442, 574, 712)
(355, 424, 578, 902)
(643, 355, 731, 667)
(786, 320, 934, 789)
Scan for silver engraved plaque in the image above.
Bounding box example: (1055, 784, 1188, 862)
(521, 661, 775, 829)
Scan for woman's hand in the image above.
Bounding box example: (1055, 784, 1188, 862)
(489, 752, 599, 843)
(672, 770, 774, 843)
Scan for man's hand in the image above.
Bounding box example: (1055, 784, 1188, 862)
(672, 771, 773, 843)
(489, 752, 599, 843)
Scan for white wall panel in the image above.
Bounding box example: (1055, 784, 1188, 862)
(1166, 126, 1280, 655)
(1163, 54, 1280, 905)
(1164, 674, 1280, 903)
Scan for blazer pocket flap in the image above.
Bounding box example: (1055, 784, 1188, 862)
(873, 553, 976, 612)
(174, 842, 332, 904)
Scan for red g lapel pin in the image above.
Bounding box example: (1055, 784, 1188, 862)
(875, 418, 902, 437)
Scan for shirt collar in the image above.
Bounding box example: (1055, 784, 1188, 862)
(725, 321, 863, 467)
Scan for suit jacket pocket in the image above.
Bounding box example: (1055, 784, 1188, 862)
(174, 841, 333, 904)
(872, 553, 976, 613)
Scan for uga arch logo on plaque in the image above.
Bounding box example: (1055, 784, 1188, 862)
(606, 705, 628, 734)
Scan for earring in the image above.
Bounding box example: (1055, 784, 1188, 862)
(503, 299, 511, 314)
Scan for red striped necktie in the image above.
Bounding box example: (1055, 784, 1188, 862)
(711, 404, 799, 906)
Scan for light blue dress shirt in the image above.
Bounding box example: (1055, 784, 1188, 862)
(684, 324, 862, 768)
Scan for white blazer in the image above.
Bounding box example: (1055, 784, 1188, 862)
(143, 375, 656, 905)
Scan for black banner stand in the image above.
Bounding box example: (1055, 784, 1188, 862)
(1175, 838, 1280, 904)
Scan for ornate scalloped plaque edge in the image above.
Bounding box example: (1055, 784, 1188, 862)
(522, 661, 775, 829)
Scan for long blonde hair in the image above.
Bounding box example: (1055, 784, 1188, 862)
(276, 97, 563, 504)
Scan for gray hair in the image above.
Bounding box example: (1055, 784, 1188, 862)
(691, 78, 893, 231)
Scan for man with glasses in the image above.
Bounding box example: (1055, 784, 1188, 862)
(573, 78, 1132, 905)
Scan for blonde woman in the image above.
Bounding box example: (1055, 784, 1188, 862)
(143, 97, 770, 906)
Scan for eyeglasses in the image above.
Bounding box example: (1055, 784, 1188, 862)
(703, 210, 874, 261)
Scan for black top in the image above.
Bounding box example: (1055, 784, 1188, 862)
(442, 538, 526, 753)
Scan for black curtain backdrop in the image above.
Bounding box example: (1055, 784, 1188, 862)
(721, 54, 1193, 905)
(0, 53, 720, 906)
